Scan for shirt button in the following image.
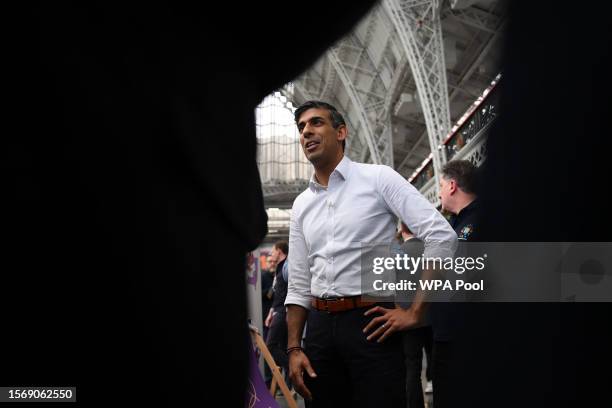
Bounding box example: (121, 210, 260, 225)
(328, 257, 333, 263)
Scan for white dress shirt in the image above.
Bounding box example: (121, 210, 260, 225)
(285, 156, 457, 310)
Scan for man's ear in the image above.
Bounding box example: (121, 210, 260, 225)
(449, 179, 458, 194)
(336, 124, 347, 143)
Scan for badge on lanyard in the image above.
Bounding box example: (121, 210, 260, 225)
(459, 224, 474, 240)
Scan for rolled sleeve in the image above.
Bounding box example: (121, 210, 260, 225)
(284, 204, 312, 310)
(377, 166, 457, 259)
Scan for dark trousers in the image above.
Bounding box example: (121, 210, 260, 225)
(266, 308, 289, 385)
(432, 340, 454, 408)
(303, 306, 406, 408)
(403, 326, 433, 408)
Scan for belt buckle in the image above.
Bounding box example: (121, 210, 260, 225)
(315, 298, 329, 313)
(331, 297, 346, 313)
(323, 297, 340, 313)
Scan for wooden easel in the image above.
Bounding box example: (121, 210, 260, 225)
(249, 326, 298, 408)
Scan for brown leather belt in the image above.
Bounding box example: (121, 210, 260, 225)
(311, 296, 393, 313)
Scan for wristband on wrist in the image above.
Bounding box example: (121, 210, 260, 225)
(286, 346, 303, 356)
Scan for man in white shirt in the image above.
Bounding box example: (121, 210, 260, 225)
(285, 101, 457, 407)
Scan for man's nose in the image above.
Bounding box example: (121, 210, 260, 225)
(302, 122, 315, 136)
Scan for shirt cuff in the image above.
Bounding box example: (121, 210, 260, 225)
(284, 293, 312, 310)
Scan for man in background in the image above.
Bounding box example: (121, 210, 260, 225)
(263, 255, 277, 340)
(431, 160, 479, 408)
(266, 241, 290, 388)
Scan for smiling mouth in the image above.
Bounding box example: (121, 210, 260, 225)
(305, 141, 320, 152)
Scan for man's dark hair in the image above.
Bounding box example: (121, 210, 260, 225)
(274, 240, 288, 256)
(441, 160, 479, 195)
(294, 100, 346, 151)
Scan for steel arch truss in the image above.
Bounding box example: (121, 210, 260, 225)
(328, 19, 395, 166)
(328, 39, 386, 165)
(285, 10, 396, 166)
(384, 0, 451, 189)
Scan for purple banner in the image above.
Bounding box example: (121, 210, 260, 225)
(246, 344, 279, 408)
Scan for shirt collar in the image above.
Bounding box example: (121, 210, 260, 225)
(334, 155, 352, 180)
(458, 198, 478, 216)
(450, 198, 479, 224)
(308, 174, 325, 192)
(308, 155, 352, 192)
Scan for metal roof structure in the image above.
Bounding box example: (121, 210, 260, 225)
(257, 0, 506, 240)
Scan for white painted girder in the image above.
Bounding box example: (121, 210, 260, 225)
(327, 48, 382, 164)
(384, 0, 452, 195)
(396, 12, 504, 176)
(289, 1, 459, 169)
(319, 58, 338, 101)
(331, 29, 397, 165)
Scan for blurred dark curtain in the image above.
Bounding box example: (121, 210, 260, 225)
(451, 1, 612, 407)
(3, 1, 377, 406)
